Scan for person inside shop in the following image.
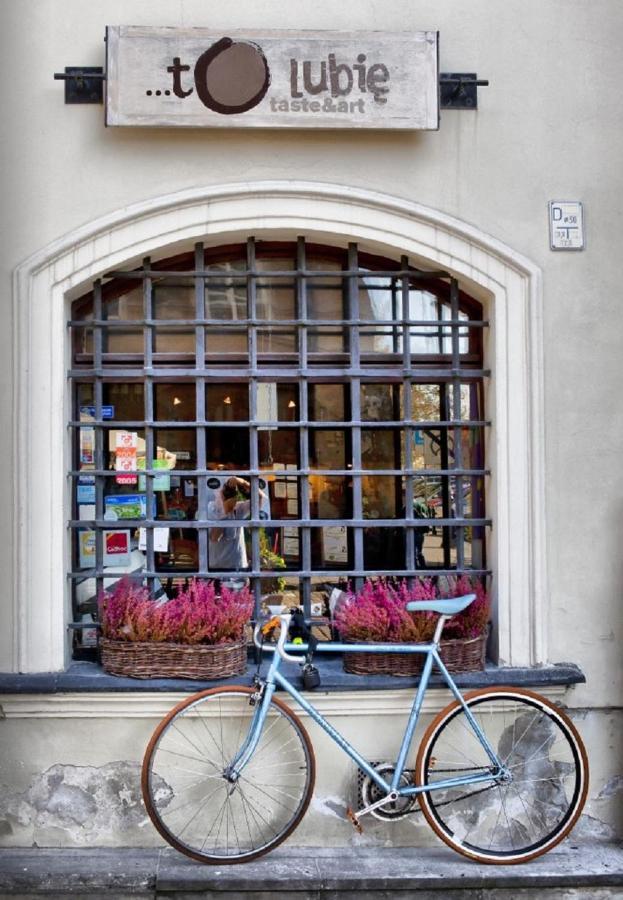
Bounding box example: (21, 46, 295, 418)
(208, 476, 267, 578)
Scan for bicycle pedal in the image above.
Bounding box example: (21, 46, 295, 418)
(346, 806, 363, 834)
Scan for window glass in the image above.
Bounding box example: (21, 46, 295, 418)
(206, 384, 249, 421)
(308, 383, 347, 422)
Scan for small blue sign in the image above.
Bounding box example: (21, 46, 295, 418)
(80, 405, 115, 419)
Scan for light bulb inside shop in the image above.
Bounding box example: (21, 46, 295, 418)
(223, 396, 232, 405)
(288, 400, 296, 408)
(172, 397, 182, 406)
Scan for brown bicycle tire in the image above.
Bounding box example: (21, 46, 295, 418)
(142, 685, 316, 864)
(415, 686, 589, 865)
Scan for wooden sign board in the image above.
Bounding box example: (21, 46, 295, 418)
(106, 26, 439, 130)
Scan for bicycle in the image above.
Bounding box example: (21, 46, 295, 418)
(141, 593, 589, 865)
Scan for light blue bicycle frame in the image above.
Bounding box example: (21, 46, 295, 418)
(230, 639, 506, 798)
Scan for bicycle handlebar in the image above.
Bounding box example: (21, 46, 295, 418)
(253, 614, 303, 663)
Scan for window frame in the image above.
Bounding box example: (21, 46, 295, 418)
(68, 237, 490, 645)
(9, 182, 547, 673)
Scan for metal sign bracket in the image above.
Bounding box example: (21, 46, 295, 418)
(440, 73, 489, 109)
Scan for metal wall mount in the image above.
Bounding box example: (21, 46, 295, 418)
(440, 74, 489, 109)
(53, 67, 489, 110)
(53, 67, 106, 104)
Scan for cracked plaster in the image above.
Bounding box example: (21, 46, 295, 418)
(0, 761, 160, 846)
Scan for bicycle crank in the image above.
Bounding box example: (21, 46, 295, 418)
(359, 762, 418, 821)
(346, 789, 401, 833)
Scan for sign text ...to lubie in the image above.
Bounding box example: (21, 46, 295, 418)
(106, 27, 439, 130)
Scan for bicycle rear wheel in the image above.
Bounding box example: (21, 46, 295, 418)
(415, 687, 588, 864)
(142, 686, 315, 864)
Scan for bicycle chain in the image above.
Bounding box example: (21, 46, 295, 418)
(403, 767, 499, 814)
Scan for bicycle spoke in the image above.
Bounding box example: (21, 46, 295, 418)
(143, 689, 313, 862)
(420, 693, 586, 862)
(238, 773, 300, 811)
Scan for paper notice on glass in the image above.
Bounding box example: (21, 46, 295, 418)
(152, 459, 171, 492)
(103, 529, 131, 567)
(139, 527, 170, 552)
(323, 525, 348, 563)
(274, 482, 287, 498)
(77, 484, 96, 504)
(78, 530, 96, 568)
(116, 430, 138, 449)
(286, 499, 298, 515)
(286, 482, 297, 498)
(79, 427, 95, 466)
(286, 464, 297, 472)
(282, 526, 299, 557)
(256, 382, 278, 429)
(273, 462, 285, 471)
(283, 535, 299, 556)
(115, 446, 138, 485)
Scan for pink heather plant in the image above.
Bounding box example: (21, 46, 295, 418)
(98, 577, 253, 644)
(335, 579, 437, 643)
(437, 575, 490, 640)
(335, 576, 489, 643)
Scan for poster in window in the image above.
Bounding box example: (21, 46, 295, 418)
(322, 525, 348, 564)
(103, 530, 132, 567)
(282, 526, 299, 558)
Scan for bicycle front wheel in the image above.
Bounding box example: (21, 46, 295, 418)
(415, 687, 588, 864)
(142, 686, 315, 864)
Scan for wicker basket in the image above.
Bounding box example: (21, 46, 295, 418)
(100, 638, 247, 680)
(343, 632, 487, 677)
(439, 632, 487, 673)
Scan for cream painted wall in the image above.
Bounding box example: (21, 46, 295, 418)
(1, 0, 622, 707)
(2, 692, 619, 847)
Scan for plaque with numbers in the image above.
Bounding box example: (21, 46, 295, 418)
(549, 201, 585, 250)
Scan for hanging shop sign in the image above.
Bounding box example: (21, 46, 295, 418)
(106, 27, 439, 130)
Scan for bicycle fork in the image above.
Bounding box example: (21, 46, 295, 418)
(224, 681, 276, 783)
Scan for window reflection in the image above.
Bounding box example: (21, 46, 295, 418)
(310, 429, 348, 469)
(155, 384, 195, 422)
(153, 284, 195, 353)
(361, 384, 401, 422)
(309, 475, 351, 519)
(361, 428, 404, 470)
(205, 266, 246, 321)
(206, 384, 249, 421)
(308, 384, 347, 422)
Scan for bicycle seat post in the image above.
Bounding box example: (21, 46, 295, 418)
(433, 614, 450, 645)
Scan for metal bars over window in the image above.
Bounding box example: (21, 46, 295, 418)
(68, 238, 490, 647)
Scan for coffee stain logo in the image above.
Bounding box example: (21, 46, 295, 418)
(195, 38, 270, 114)
(158, 37, 270, 114)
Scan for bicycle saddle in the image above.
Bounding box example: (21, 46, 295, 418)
(405, 592, 475, 615)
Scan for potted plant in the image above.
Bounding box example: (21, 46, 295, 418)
(435, 574, 491, 672)
(98, 577, 253, 679)
(334, 576, 489, 676)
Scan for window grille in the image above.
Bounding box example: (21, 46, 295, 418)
(68, 238, 490, 648)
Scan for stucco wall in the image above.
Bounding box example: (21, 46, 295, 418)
(2, 0, 623, 703)
(1, 695, 620, 848)
(0, 0, 622, 850)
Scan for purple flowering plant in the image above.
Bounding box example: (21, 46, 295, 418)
(438, 575, 490, 640)
(98, 577, 253, 644)
(334, 576, 489, 643)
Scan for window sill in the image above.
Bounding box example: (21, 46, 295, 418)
(0, 657, 585, 694)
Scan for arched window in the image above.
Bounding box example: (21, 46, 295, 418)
(69, 238, 489, 656)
